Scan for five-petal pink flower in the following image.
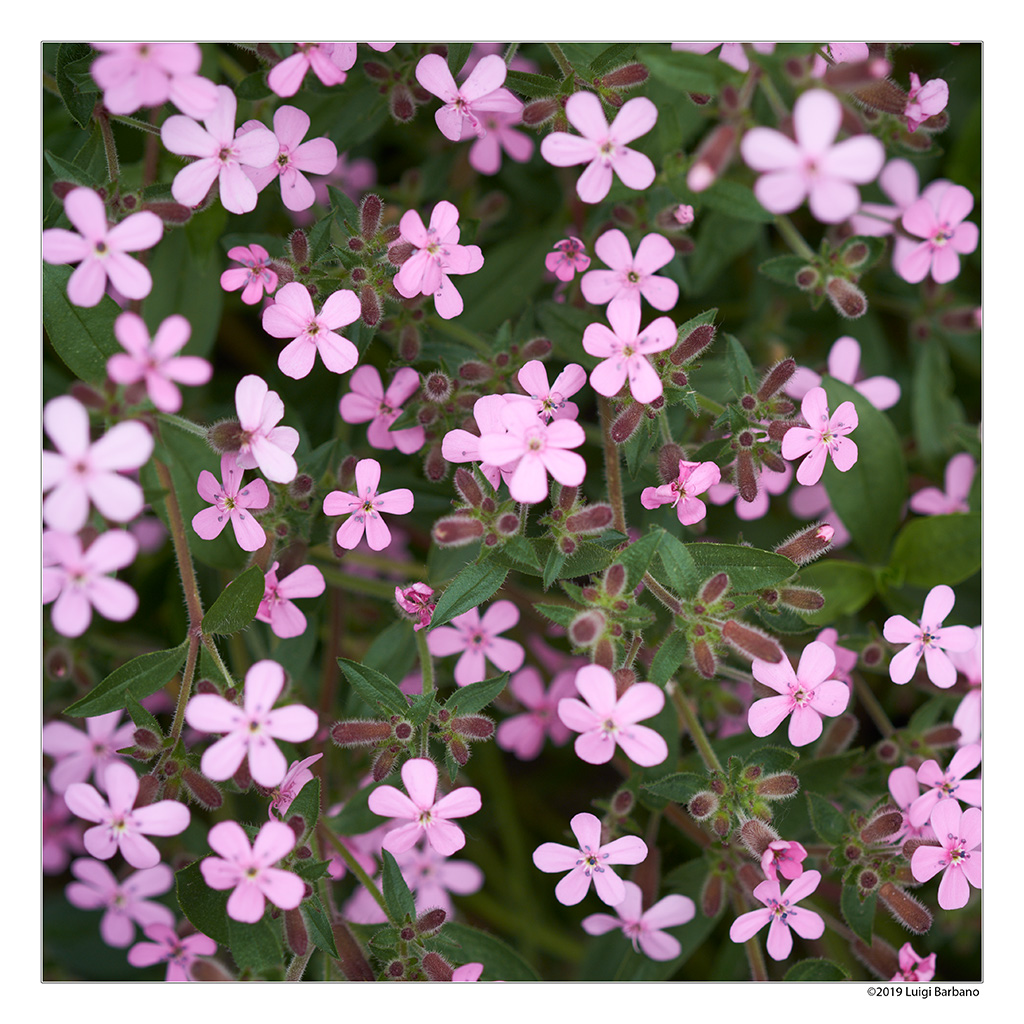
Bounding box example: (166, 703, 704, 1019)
(426, 600, 525, 686)
(232, 375, 300, 483)
(518, 360, 587, 422)
(781, 386, 858, 485)
(192, 453, 270, 552)
(581, 880, 695, 960)
(127, 923, 217, 982)
(220, 243, 279, 304)
(469, 109, 534, 174)
(729, 869, 825, 960)
(641, 459, 722, 526)
(496, 666, 576, 761)
(760, 840, 808, 882)
(262, 281, 360, 379)
(909, 452, 975, 516)
(268, 43, 356, 97)
(323, 457, 415, 552)
(42, 710, 135, 794)
(904, 73, 948, 133)
(909, 743, 982, 828)
(892, 941, 936, 982)
(785, 336, 900, 412)
(545, 237, 591, 282)
(256, 561, 326, 638)
(581, 229, 679, 314)
(910, 802, 981, 910)
(897, 184, 978, 284)
(415, 53, 522, 142)
(340, 366, 426, 454)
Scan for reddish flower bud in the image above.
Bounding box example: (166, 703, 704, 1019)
(136, 774, 160, 807)
(851, 77, 908, 114)
(594, 637, 616, 669)
(736, 449, 759, 503)
(451, 715, 495, 739)
(779, 586, 825, 611)
(459, 361, 492, 383)
(569, 609, 606, 648)
(181, 767, 223, 810)
(206, 418, 245, 455)
(560, 536, 577, 554)
(671, 323, 716, 364)
(692, 637, 717, 678)
(701, 872, 723, 918)
(757, 358, 797, 402)
(842, 241, 870, 268)
(286, 228, 308, 265)
(795, 266, 820, 290)
(432, 514, 485, 547)
(332, 919, 375, 981)
(359, 285, 381, 327)
(422, 952, 454, 982)
(850, 936, 900, 981)
(360, 193, 383, 239)
(521, 336, 553, 359)
(760, 448, 787, 473)
(564, 504, 614, 534)
(860, 807, 903, 844)
(722, 619, 783, 663)
(454, 467, 484, 508)
(389, 83, 415, 122)
(687, 124, 736, 192)
(388, 241, 414, 267)
(371, 745, 400, 781)
(688, 791, 718, 820)
(285, 907, 309, 957)
(878, 882, 933, 935)
(756, 773, 799, 798)
(523, 97, 559, 125)
(423, 443, 448, 483)
(600, 62, 649, 89)
(497, 513, 520, 535)
(612, 789, 635, 816)
(700, 572, 730, 605)
(448, 736, 470, 766)
(739, 818, 779, 859)
(658, 442, 686, 482)
(141, 200, 192, 223)
(415, 908, 447, 936)
(332, 719, 393, 747)
(826, 276, 868, 319)
(603, 563, 627, 598)
(423, 371, 452, 403)
(775, 522, 835, 565)
(818, 712, 858, 755)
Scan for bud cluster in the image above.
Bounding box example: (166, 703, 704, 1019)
(687, 754, 801, 838)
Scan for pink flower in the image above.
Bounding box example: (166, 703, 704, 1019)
(160, 85, 278, 215)
(882, 584, 977, 688)
(541, 92, 657, 203)
(640, 459, 721, 527)
(545, 237, 591, 282)
(909, 743, 982, 828)
(674, 204, 695, 226)
(781, 386, 858, 486)
(426, 600, 525, 686)
(748, 640, 850, 746)
(232, 374, 300, 483)
(220, 244, 279, 304)
(393, 842, 484, 918)
(256, 561, 326, 638)
(237, 106, 338, 211)
(582, 300, 676, 404)
(42, 710, 134, 794)
(787, 483, 851, 548)
(64, 761, 190, 869)
(786, 336, 900, 412)
(191, 453, 270, 552)
(760, 841, 808, 882)
(812, 628, 857, 684)
(740, 89, 885, 223)
(340, 366, 425, 454)
(909, 452, 975, 516)
(582, 880, 695, 960)
(671, 42, 775, 73)
(950, 625, 982, 746)
(107, 313, 212, 414)
(517, 360, 587, 423)
(201, 819, 305, 922)
(887, 766, 936, 846)
(393, 201, 484, 319)
(910, 802, 981, 910)
(581, 229, 679, 314)
(496, 666, 576, 760)
(43, 791, 85, 874)
(43, 529, 139, 638)
(90, 43, 217, 119)
(65, 858, 175, 948)
(268, 43, 356, 98)
(532, 811, 648, 906)
(469, 109, 534, 175)
(269, 753, 323, 819)
(415, 53, 522, 142)
(905, 73, 948, 133)
(708, 461, 793, 521)
(850, 158, 927, 237)
(127, 923, 217, 982)
(442, 394, 523, 489)
(452, 963, 484, 982)
(42, 187, 163, 307)
(558, 664, 668, 767)
(897, 184, 978, 284)
(262, 281, 360, 379)
(810, 43, 870, 78)
(729, 870, 825, 960)
(395, 582, 437, 631)
(184, 659, 318, 787)
(892, 942, 936, 982)
(367, 758, 482, 856)
(323, 458, 415, 552)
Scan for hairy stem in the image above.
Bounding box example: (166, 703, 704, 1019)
(667, 678, 723, 773)
(598, 396, 627, 535)
(318, 825, 392, 922)
(775, 214, 818, 262)
(546, 43, 573, 78)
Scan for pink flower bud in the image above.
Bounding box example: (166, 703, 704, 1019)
(432, 514, 485, 547)
(564, 504, 614, 534)
(671, 323, 716, 365)
(826, 277, 868, 319)
(360, 193, 383, 238)
(722, 619, 783, 663)
(775, 522, 836, 565)
(878, 882, 932, 935)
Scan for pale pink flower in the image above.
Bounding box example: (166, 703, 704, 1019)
(269, 754, 323, 819)
(760, 840, 808, 882)
(374, 842, 486, 920)
(882, 584, 977, 688)
(42, 187, 163, 307)
(415, 53, 522, 142)
(256, 561, 326, 638)
(43, 529, 139, 638)
(64, 761, 190, 869)
(262, 281, 360, 379)
(748, 640, 850, 746)
(671, 42, 775, 73)
(786, 336, 900, 411)
(729, 870, 825, 960)
(43, 791, 86, 874)
(905, 73, 948, 133)
(268, 43, 356, 98)
(220, 244, 279, 304)
(65, 858, 175, 948)
(909, 743, 982, 828)
(740, 89, 885, 223)
(127, 923, 217, 981)
(892, 942, 936, 982)
(641, 459, 721, 526)
(545, 237, 591, 282)
(812, 628, 857, 683)
(201, 819, 304, 922)
(452, 963, 485, 982)
(90, 43, 217, 119)
(161, 85, 278, 215)
(237, 106, 338, 211)
(581, 229, 679, 314)
(582, 300, 676, 404)
(811, 43, 870, 78)
(395, 582, 436, 631)
(340, 366, 425, 454)
(582, 880, 695, 960)
(910, 802, 981, 910)
(541, 92, 658, 203)
(469, 109, 534, 175)
(442, 394, 523, 489)
(107, 313, 212, 414)
(781, 386, 858, 486)
(850, 158, 926, 237)
(232, 375, 300, 483)
(368, 758, 482, 856)
(184, 659, 318, 787)
(950, 625, 982, 746)
(887, 765, 936, 846)
(708, 461, 793, 521)
(42, 710, 134, 794)
(898, 184, 978, 284)
(426, 600, 525, 686)
(558, 664, 668, 767)
(909, 453, 975, 516)
(496, 666, 576, 760)
(192, 453, 270, 552)
(323, 458, 415, 552)
(674, 204, 695, 226)
(532, 811, 648, 906)
(517, 360, 587, 423)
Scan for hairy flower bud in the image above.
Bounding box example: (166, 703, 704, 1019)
(922, 724, 962, 748)
(359, 285, 381, 327)
(850, 935, 900, 981)
(722, 619, 783, 663)
(658, 442, 686, 482)
(779, 586, 825, 611)
(141, 200, 192, 224)
(701, 872, 724, 918)
(756, 773, 799, 798)
(688, 791, 719, 820)
(878, 882, 933, 934)
(775, 522, 835, 565)
(564, 503, 614, 534)
(687, 124, 736, 192)
(671, 323, 716, 365)
(332, 918, 375, 981)
(594, 637, 616, 669)
(432, 514, 484, 547)
(288, 229, 308, 265)
(860, 807, 903, 844)
(415, 908, 447, 936)
(206, 418, 245, 455)
(181, 767, 222, 810)
(818, 712, 858, 755)
(611, 401, 644, 444)
(739, 818, 779, 859)
(757, 358, 797, 402)
(421, 952, 454, 982)
(692, 637, 717, 679)
(451, 714, 495, 739)
(423, 443, 448, 483)
(285, 907, 308, 957)
(458, 360, 492, 383)
(569, 609, 606, 648)
(332, 719, 393, 747)
(736, 449, 759, 504)
(522, 98, 559, 125)
(826, 276, 868, 319)
(700, 572, 730, 605)
(453, 467, 484, 508)
(852, 77, 908, 114)
(795, 265, 820, 290)
(521, 335, 553, 359)
(603, 563, 627, 598)
(842, 240, 870, 268)
(389, 83, 415, 122)
(612, 789, 635, 817)
(599, 62, 649, 89)
(359, 193, 383, 239)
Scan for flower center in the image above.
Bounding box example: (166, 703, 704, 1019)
(627, 270, 640, 284)
(791, 684, 814, 706)
(576, 844, 609, 876)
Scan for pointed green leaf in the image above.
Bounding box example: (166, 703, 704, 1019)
(796, 560, 877, 624)
(380, 850, 415, 922)
(888, 513, 980, 588)
(175, 859, 230, 945)
(655, 529, 700, 597)
(64, 642, 188, 717)
(618, 529, 663, 590)
(337, 658, 409, 717)
(784, 957, 850, 981)
(643, 771, 707, 804)
(806, 791, 847, 845)
(43, 263, 122, 385)
(429, 561, 508, 629)
(201, 564, 265, 636)
(228, 912, 282, 973)
(303, 891, 340, 959)
(649, 630, 690, 687)
(446, 42, 473, 77)
(841, 885, 877, 945)
(55, 43, 96, 129)
(683, 543, 796, 592)
(444, 671, 509, 715)
(441, 922, 542, 981)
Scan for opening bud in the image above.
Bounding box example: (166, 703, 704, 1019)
(687, 124, 736, 192)
(432, 514, 485, 547)
(878, 882, 933, 935)
(826, 276, 868, 319)
(775, 521, 835, 565)
(739, 818, 779, 859)
(722, 619, 783, 663)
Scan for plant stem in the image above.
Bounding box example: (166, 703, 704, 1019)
(416, 627, 435, 757)
(503, 43, 520, 66)
(667, 678, 723, 772)
(853, 672, 895, 738)
(546, 43, 573, 78)
(153, 457, 205, 630)
(642, 573, 682, 614)
(623, 632, 643, 670)
(775, 215, 818, 262)
(598, 396, 627, 535)
(318, 825, 392, 922)
(96, 107, 119, 183)
(157, 412, 209, 438)
(285, 947, 314, 981)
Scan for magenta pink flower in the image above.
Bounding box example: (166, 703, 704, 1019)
(749, 640, 850, 746)
(729, 870, 825, 960)
(583, 300, 676, 404)
(781, 386, 858, 486)
(909, 743, 982, 828)
(232, 375, 300, 483)
(323, 458, 415, 552)
(66, 858, 175, 948)
(558, 665, 669, 767)
(905, 73, 949, 133)
(396, 842, 484, 917)
(496, 666, 576, 760)
(221, 244, 279, 304)
(256, 561, 326, 638)
(887, 765, 936, 846)
(882, 584, 977, 688)
(582, 880, 695, 960)
(160, 85, 278, 215)
(850, 158, 925, 237)
(897, 184, 978, 284)
(581, 229, 679, 313)
(90, 43, 217, 118)
(262, 282, 360, 379)
(740, 89, 885, 223)
(201, 819, 304, 922)
(811, 43, 870, 78)
(533, 811, 648, 906)
(268, 43, 356, 97)
(812, 628, 857, 684)
(42, 710, 134, 794)
(541, 92, 657, 203)
(674, 204, 695, 226)
(237, 106, 338, 211)
(469, 109, 534, 175)
(42, 187, 163, 307)
(909, 452, 975, 516)
(128, 923, 217, 981)
(395, 582, 437, 631)
(709, 461, 793, 521)
(518, 360, 587, 423)
(910, 802, 981, 909)
(415, 53, 522, 142)
(950, 625, 982, 747)
(671, 42, 775, 73)
(426, 600, 525, 686)
(269, 754, 323, 819)
(43, 791, 86, 874)
(192, 453, 270, 552)
(64, 762, 190, 868)
(185, 659, 318, 787)
(368, 758, 482, 856)
(641, 459, 722, 527)
(545, 237, 591, 282)
(43, 529, 139, 638)
(786, 336, 900, 412)
(761, 840, 808, 882)
(892, 942, 936, 982)
(441, 395, 523, 489)
(340, 366, 425, 454)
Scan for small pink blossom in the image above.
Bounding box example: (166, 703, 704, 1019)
(395, 583, 436, 631)
(909, 452, 975, 516)
(42, 187, 163, 307)
(905, 73, 949, 133)
(810, 43, 870, 78)
(262, 281, 360, 379)
(201, 819, 304, 923)
(897, 184, 978, 285)
(883, 584, 977, 688)
(674, 204, 695, 226)
(232, 374, 300, 483)
(532, 811, 648, 906)
(950, 625, 981, 746)
(760, 841, 808, 882)
(127, 923, 217, 981)
(42, 710, 135, 794)
(367, 758, 482, 856)
(581, 229, 679, 314)
(256, 561, 326, 638)
(391, 842, 484, 919)
(184, 659, 318, 788)
(340, 366, 426, 454)
(708, 461, 793, 521)
(729, 870, 825, 960)
(415, 53, 522, 142)
(269, 754, 323, 819)
(43, 791, 86, 874)
(90, 43, 217, 119)
(323, 458, 415, 552)
(268, 43, 356, 97)
(909, 743, 982, 828)
(469, 108, 534, 175)
(781, 386, 858, 486)
(582, 880, 695, 960)
(892, 942, 937, 982)
(671, 42, 775, 73)
(910, 802, 981, 910)
(441, 395, 523, 489)
(545, 237, 591, 282)
(812, 628, 857, 683)
(191, 453, 270, 552)
(452, 963, 485, 982)
(426, 600, 525, 686)
(496, 666, 576, 760)
(786, 336, 900, 411)
(220, 244, 279, 304)
(641, 459, 721, 527)
(887, 766, 936, 846)
(517, 360, 587, 422)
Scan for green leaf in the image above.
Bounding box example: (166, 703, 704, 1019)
(618, 529, 663, 590)
(911, 340, 965, 461)
(649, 631, 690, 687)
(364, 617, 418, 685)
(806, 791, 847, 845)
(683, 543, 797, 592)
(503, 68, 563, 97)
(746, 745, 800, 774)
(841, 885, 877, 945)
(758, 253, 811, 287)
(42, 264, 122, 384)
(176, 859, 230, 945)
(655, 529, 701, 598)
(64, 643, 188, 717)
(55, 43, 96, 129)
(201, 565, 265, 636)
(441, 922, 542, 981)
(380, 850, 415, 921)
(643, 47, 720, 95)
(292, 859, 331, 882)
(784, 957, 850, 981)
(490, 535, 542, 573)
(123, 691, 163, 739)
(622, 413, 657, 478)
(446, 42, 473, 77)
(44, 149, 101, 189)
(327, 184, 361, 234)
(588, 43, 637, 75)
(888, 513, 980, 588)
(643, 771, 707, 804)
(337, 658, 410, 717)
(429, 561, 508, 629)
(723, 333, 757, 398)
(303, 891, 340, 959)
(286, 777, 320, 839)
(235, 69, 271, 100)
(534, 602, 578, 628)
(444, 672, 509, 715)
(796, 560, 877, 624)
(228, 912, 282, 973)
